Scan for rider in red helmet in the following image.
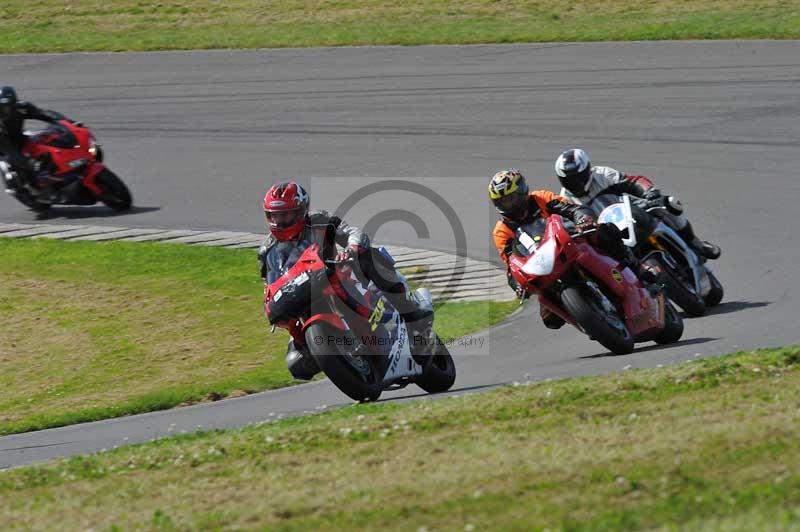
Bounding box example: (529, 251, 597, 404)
(259, 181, 433, 380)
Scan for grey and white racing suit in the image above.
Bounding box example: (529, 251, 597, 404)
(559, 165, 720, 259)
(558, 166, 690, 231)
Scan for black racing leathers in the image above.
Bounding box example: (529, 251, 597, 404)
(0, 102, 65, 188)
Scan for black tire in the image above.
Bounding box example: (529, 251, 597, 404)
(304, 322, 382, 402)
(654, 300, 684, 344)
(561, 284, 634, 355)
(414, 334, 456, 394)
(645, 257, 706, 317)
(704, 270, 724, 307)
(97, 169, 132, 211)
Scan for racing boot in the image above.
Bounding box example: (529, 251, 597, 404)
(383, 284, 435, 366)
(285, 339, 320, 380)
(678, 222, 721, 260)
(619, 247, 663, 295)
(596, 223, 659, 286)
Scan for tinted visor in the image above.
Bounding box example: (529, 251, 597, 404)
(495, 193, 526, 216)
(560, 167, 591, 195)
(265, 208, 302, 229)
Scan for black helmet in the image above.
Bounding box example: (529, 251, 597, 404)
(0, 86, 17, 121)
(488, 168, 530, 221)
(555, 148, 592, 196)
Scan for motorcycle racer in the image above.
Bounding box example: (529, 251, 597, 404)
(554, 148, 721, 260)
(258, 181, 434, 380)
(0, 86, 68, 199)
(489, 169, 655, 330)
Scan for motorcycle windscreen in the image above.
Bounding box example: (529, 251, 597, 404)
(597, 196, 637, 247)
(27, 123, 79, 149)
(266, 241, 320, 324)
(513, 218, 547, 257)
(266, 241, 311, 284)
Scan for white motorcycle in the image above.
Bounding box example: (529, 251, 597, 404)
(597, 194, 723, 316)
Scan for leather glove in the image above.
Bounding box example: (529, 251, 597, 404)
(575, 215, 596, 232)
(643, 188, 663, 203)
(335, 245, 360, 263)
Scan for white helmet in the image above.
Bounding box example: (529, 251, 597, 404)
(555, 148, 592, 195)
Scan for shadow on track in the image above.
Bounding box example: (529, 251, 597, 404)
(701, 300, 771, 316)
(35, 205, 161, 221)
(578, 336, 720, 359)
(375, 382, 505, 403)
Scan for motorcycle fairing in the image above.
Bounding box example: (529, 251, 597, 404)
(648, 221, 712, 298)
(21, 120, 108, 197)
(265, 242, 422, 384)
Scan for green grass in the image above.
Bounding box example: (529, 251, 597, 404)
(0, 237, 516, 436)
(0, 1, 797, 53)
(2, 346, 799, 529)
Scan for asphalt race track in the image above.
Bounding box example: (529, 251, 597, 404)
(1, 41, 800, 467)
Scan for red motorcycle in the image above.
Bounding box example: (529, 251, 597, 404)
(264, 241, 456, 402)
(508, 216, 684, 355)
(1, 119, 131, 212)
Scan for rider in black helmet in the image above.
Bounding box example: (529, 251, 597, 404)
(0, 85, 67, 198)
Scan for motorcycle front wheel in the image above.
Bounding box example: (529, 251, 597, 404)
(414, 334, 456, 394)
(97, 169, 132, 211)
(305, 322, 383, 402)
(561, 284, 634, 355)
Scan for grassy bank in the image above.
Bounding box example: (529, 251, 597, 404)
(2, 346, 799, 529)
(0, 1, 797, 53)
(0, 238, 516, 435)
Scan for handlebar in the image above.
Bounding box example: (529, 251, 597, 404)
(634, 196, 683, 216)
(324, 258, 355, 267)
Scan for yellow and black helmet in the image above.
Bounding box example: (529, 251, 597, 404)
(488, 168, 530, 219)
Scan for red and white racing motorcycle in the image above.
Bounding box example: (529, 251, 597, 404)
(264, 241, 456, 401)
(508, 215, 684, 355)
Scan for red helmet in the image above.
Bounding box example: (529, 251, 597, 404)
(263, 181, 310, 241)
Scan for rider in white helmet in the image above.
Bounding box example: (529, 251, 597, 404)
(554, 148, 720, 260)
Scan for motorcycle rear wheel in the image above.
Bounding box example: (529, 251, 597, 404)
(97, 169, 132, 211)
(561, 284, 634, 355)
(414, 334, 456, 394)
(644, 256, 706, 317)
(305, 322, 383, 402)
